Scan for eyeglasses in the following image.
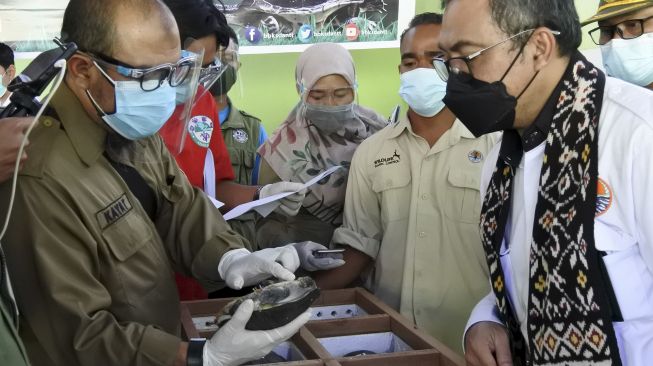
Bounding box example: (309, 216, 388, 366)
(90, 51, 197, 91)
(588, 15, 653, 45)
(432, 28, 543, 81)
(306, 86, 355, 105)
(199, 57, 226, 87)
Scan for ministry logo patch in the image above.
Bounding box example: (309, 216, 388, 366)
(233, 129, 249, 143)
(595, 178, 613, 217)
(188, 115, 214, 148)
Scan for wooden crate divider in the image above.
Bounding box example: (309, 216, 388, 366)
(180, 288, 464, 366)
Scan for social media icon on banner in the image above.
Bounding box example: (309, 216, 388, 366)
(345, 22, 360, 41)
(244, 26, 262, 44)
(298, 24, 314, 43)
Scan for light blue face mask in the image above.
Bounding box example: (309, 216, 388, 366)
(0, 72, 7, 97)
(601, 33, 653, 87)
(399, 67, 447, 118)
(87, 62, 176, 140)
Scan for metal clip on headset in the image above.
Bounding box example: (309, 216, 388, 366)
(0, 39, 78, 119)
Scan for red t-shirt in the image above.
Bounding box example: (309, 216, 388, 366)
(160, 90, 235, 187)
(159, 89, 234, 300)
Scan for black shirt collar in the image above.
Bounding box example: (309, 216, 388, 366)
(498, 54, 579, 167)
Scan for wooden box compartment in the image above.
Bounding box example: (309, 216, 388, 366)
(180, 288, 464, 366)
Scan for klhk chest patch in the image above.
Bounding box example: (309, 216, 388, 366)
(233, 129, 249, 143)
(595, 178, 613, 217)
(468, 150, 483, 163)
(188, 115, 214, 148)
(97, 194, 133, 229)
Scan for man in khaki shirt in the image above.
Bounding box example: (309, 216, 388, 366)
(0, 1, 310, 365)
(316, 13, 499, 354)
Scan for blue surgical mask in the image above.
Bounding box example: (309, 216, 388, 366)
(0, 72, 7, 97)
(399, 68, 447, 117)
(601, 33, 653, 87)
(87, 62, 176, 140)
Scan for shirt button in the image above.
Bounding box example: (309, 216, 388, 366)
(42, 119, 53, 127)
(421, 194, 428, 200)
(418, 231, 426, 238)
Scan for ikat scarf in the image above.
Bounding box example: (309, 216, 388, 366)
(480, 51, 622, 365)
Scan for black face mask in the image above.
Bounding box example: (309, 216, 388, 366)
(443, 41, 538, 138)
(209, 65, 237, 96)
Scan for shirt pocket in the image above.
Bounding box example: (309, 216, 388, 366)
(371, 167, 411, 223)
(229, 149, 254, 169)
(102, 212, 163, 307)
(443, 168, 482, 224)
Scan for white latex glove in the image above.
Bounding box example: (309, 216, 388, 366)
(259, 182, 307, 216)
(218, 248, 296, 290)
(203, 299, 311, 366)
(291, 241, 345, 271)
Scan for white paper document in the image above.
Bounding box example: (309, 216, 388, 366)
(223, 165, 342, 221)
(208, 195, 225, 210)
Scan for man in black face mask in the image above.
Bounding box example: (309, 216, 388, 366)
(438, 0, 653, 365)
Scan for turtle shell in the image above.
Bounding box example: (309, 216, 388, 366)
(217, 277, 320, 331)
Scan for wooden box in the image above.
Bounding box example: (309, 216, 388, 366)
(180, 288, 464, 366)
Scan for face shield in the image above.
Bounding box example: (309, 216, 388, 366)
(157, 46, 204, 157)
(196, 38, 241, 101)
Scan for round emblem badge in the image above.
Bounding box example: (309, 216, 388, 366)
(595, 178, 613, 217)
(187, 115, 214, 148)
(468, 150, 483, 163)
(233, 129, 249, 144)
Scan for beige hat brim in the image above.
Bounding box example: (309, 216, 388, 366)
(582, 3, 653, 26)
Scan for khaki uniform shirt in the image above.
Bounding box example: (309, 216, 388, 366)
(0, 85, 247, 366)
(332, 114, 499, 354)
(0, 259, 29, 366)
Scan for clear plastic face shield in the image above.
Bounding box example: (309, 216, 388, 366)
(157, 45, 204, 157)
(196, 38, 241, 101)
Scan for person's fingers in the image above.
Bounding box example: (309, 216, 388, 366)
(493, 328, 513, 366)
(259, 258, 296, 282)
(310, 257, 345, 270)
(266, 310, 311, 343)
(16, 118, 34, 132)
(278, 203, 300, 216)
(276, 247, 300, 272)
(470, 345, 498, 366)
(229, 299, 254, 329)
(227, 273, 244, 290)
(282, 191, 307, 203)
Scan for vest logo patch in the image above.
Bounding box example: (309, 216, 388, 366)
(374, 149, 401, 168)
(188, 115, 214, 148)
(233, 129, 249, 143)
(595, 178, 612, 217)
(468, 150, 483, 163)
(97, 194, 133, 229)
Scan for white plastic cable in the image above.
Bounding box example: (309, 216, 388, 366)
(0, 59, 67, 241)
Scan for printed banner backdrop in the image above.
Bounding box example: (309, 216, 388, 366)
(0, 1, 415, 58)
(0, 0, 68, 58)
(221, 0, 414, 54)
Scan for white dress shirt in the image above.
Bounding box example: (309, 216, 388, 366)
(466, 77, 653, 366)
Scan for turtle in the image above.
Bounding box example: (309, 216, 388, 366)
(213, 276, 320, 331)
(217, 0, 388, 35)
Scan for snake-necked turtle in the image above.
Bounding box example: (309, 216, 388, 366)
(218, 0, 387, 35)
